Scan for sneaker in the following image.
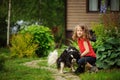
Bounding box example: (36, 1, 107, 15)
(74, 66, 85, 75)
(89, 66, 98, 73)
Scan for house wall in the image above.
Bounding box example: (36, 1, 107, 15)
(66, 0, 100, 31)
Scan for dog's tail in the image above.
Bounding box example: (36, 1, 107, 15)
(48, 49, 58, 66)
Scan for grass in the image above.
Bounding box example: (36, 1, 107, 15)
(0, 48, 54, 80)
(0, 58, 54, 80)
(80, 69, 120, 80)
(0, 48, 120, 80)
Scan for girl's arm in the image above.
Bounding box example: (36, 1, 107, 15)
(81, 41, 89, 57)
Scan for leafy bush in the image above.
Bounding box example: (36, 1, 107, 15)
(10, 33, 38, 58)
(96, 37, 120, 69)
(20, 25, 55, 57)
(69, 39, 79, 50)
(92, 23, 120, 69)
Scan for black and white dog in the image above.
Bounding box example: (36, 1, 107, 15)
(57, 46, 80, 73)
(48, 46, 80, 73)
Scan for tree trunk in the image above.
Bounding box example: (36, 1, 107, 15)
(7, 0, 11, 46)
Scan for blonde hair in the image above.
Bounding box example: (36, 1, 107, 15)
(72, 24, 90, 41)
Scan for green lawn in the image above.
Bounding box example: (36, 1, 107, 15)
(80, 68, 120, 80)
(0, 58, 54, 80)
(0, 48, 120, 80)
(0, 48, 53, 80)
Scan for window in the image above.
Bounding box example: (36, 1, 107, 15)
(89, 0, 99, 11)
(110, 0, 119, 11)
(87, 0, 120, 12)
(87, 0, 99, 12)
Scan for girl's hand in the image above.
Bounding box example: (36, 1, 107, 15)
(80, 54, 84, 57)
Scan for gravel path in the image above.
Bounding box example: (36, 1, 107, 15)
(22, 60, 81, 80)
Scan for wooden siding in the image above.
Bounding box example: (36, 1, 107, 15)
(66, 0, 100, 30)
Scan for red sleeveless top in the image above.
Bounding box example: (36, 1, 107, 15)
(78, 38, 96, 58)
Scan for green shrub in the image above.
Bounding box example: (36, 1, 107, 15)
(69, 39, 79, 50)
(20, 25, 55, 57)
(91, 23, 106, 38)
(92, 23, 120, 69)
(10, 33, 38, 58)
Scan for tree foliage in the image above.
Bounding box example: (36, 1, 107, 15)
(0, 0, 65, 47)
(11, 0, 40, 22)
(40, 0, 65, 27)
(0, 0, 8, 19)
(0, 0, 65, 26)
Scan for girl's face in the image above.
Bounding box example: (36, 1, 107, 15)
(76, 26, 84, 38)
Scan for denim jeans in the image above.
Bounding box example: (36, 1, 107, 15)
(78, 56, 96, 66)
(75, 56, 96, 73)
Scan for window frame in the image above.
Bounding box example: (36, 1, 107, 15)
(110, 0, 120, 12)
(86, 0, 100, 13)
(86, 0, 120, 13)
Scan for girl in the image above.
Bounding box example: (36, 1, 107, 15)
(72, 24, 97, 74)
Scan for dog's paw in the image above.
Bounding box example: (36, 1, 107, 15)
(70, 68, 75, 72)
(59, 71, 64, 74)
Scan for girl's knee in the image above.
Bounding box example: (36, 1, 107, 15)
(78, 58, 86, 65)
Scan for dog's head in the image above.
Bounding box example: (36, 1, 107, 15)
(65, 46, 80, 61)
(57, 46, 80, 68)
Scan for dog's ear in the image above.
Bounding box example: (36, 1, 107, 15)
(63, 49, 68, 54)
(65, 47, 71, 53)
(66, 48, 69, 52)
